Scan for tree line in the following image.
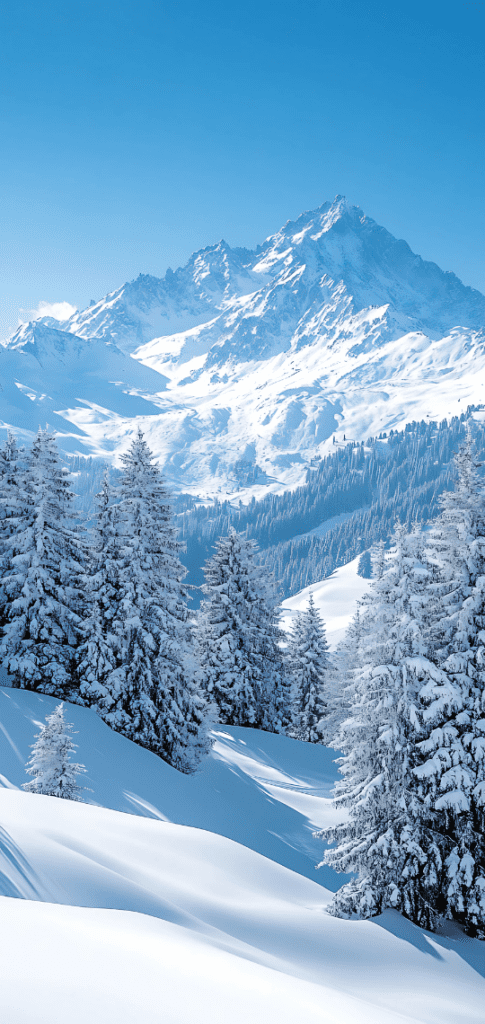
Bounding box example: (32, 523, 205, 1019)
(178, 410, 485, 598)
(3, 423, 485, 939)
(0, 428, 329, 773)
(319, 437, 485, 938)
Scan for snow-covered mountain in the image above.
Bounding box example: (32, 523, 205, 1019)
(2, 196, 485, 495)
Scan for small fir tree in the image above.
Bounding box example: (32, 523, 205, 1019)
(23, 703, 86, 800)
(287, 593, 330, 742)
(319, 609, 362, 747)
(76, 469, 126, 722)
(197, 528, 287, 731)
(357, 550, 372, 579)
(371, 539, 386, 579)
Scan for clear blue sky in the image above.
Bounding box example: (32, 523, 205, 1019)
(1, 0, 484, 336)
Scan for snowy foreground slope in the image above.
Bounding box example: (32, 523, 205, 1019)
(0, 686, 338, 885)
(1, 687, 484, 1024)
(3, 196, 485, 496)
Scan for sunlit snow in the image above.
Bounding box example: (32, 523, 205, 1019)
(2, 197, 485, 497)
(0, 686, 484, 1023)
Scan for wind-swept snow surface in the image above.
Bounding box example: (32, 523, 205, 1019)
(3, 197, 485, 495)
(0, 686, 340, 883)
(0, 686, 484, 1023)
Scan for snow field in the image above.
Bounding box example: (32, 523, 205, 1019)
(0, 686, 340, 885)
(0, 687, 484, 1023)
(0, 899, 426, 1024)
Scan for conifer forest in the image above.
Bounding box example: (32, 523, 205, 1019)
(2, 415, 485, 939)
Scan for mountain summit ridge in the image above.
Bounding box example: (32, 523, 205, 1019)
(2, 197, 485, 496)
(26, 195, 485, 356)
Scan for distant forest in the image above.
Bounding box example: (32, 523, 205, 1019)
(71, 409, 485, 603)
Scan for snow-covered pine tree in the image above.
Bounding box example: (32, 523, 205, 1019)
(287, 593, 330, 742)
(318, 524, 446, 925)
(318, 607, 362, 747)
(22, 703, 86, 800)
(414, 437, 485, 935)
(0, 432, 25, 632)
(75, 468, 125, 720)
(0, 429, 86, 700)
(0, 432, 23, 528)
(92, 429, 210, 772)
(197, 528, 287, 732)
(371, 539, 386, 579)
(357, 550, 372, 579)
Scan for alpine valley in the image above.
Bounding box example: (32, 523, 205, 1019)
(3, 195, 485, 500)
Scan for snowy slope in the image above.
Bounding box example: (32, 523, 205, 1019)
(2, 196, 485, 494)
(0, 686, 341, 886)
(0, 321, 168, 451)
(0, 687, 484, 1024)
(281, 555, 372, 648)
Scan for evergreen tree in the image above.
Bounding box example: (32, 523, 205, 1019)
(371, 539, 386, 579)
(414, 438, 485, 935)
(197, 528, 287, 731)
(0, 432, 25, 632)
(357, 550, 372, 578)
(83, 429, 210, 772)
(22, 703, 86, 800)
(76, 469, 125, 720)
(0, 429, 86, 699)
(318, 525, 445, 925)
(287, 593, 330, 742)
(320, 608, 362, 747)
(0, 432, 24, 530)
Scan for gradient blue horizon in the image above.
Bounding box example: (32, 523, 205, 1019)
(0, 0, 484, 336)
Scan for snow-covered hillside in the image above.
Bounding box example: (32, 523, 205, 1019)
(2, 196, 485, 495)
(0, 685, 339, 886)
(281, 555, 371, 648)
(0, 687, 484, 1024)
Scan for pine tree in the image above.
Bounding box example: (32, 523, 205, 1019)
(371, 539, 386, 579)
(318, 524, 445, 925)
(0, 432, 25, 632)
(22, 703, 86, 800)
(0, 429, 86, 700)
(0, 432, 24, 530)
(319, 608, 362, 747)
(82, 430, 210, 772)
(414, 438, 485, 935)
(197, 528, 287, 731)
(357, 550, 372, 579)
(287, 593, 330, 742)
(76, 469, 125, 721)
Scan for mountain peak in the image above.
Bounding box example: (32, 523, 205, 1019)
(274, 195, 361, 245)
(2, 197, 485, 495)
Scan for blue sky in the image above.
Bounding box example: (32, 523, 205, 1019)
(0, 0, 484, 335)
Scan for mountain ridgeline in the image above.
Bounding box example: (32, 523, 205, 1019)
(2, 196, 485, 496)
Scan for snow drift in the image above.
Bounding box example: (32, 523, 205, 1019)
(0, 686, 484, 1023)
